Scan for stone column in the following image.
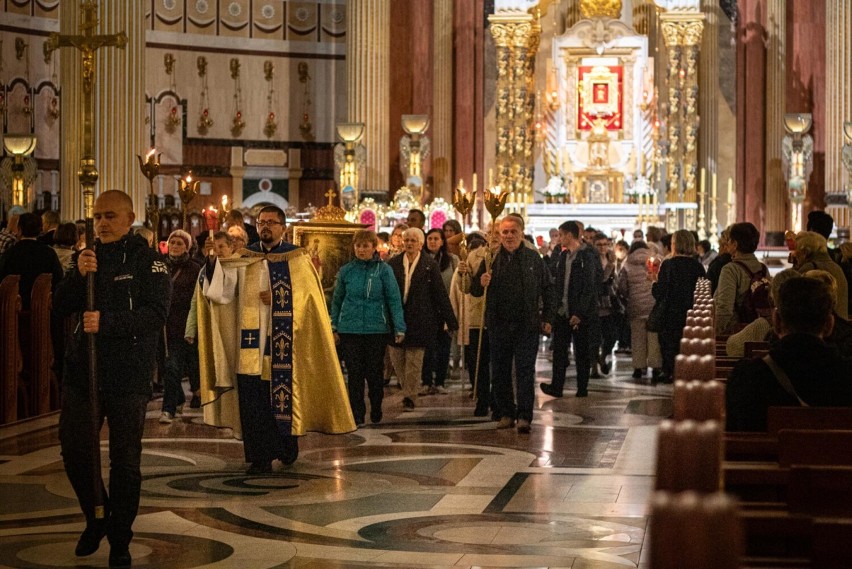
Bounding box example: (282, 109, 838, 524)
(58, 0, 147, 221)
(489, 10, 541, 211)
(763, 0, 787, 239)
(433, 0, 453, 201)
(699, 0, 719, 239)
(347, 0, 390, 196)
(825, 0, 852, 228)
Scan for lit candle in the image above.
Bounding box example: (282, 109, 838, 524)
(186, 174, 193, 184)
(472, 172, 477, 197)
(146, 148, 156, 161)
(699, 168, 706, 200)
(222, 194, 228, 208)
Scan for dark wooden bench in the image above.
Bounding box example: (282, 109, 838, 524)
(1, 275, 23, 424)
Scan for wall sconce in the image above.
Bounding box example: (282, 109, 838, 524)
(3, 134, 38, 207)
(400, 114, 431, 202)
(782, 113, 813, 231)
(230, 58, 245, 137)
(334, 122, 366, 212)
(263, 60, 277, 138)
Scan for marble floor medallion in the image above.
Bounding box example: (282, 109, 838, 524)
(0, 352, 665, 568)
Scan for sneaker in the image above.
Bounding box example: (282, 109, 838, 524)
(632, 368, 643, 379)
(435, 386, 449, 395)
(158, 412, 174, 424)
(516, 419, 531, 434)
(496, 416, 515, 429)
(189, 393, 201, 408)
(539, 383, 563, 398)
(418, 385, 432, 396)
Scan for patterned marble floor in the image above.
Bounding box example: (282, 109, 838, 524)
(0, 348, 670, 568)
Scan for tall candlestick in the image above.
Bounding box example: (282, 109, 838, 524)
(710, 173, 720, 249)
(727, 177, 735, 223)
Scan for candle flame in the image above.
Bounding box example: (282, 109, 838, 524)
(186, 175, 192, 183)
(222, 195, 228, 206)
(146, 148, 156, 160)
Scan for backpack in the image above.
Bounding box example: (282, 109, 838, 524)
(733, 261, 772, 324)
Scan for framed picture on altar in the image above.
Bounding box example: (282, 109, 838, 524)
(578, 65, 623, 130)
(290, 222, 369, 301)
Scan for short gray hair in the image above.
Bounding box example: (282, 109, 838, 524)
(402, 227, 425, 244)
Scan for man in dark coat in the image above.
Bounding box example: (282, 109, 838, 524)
(726, 277, 852, 432)
(470, 217, 554, 433)
(0, 212, 63, 309)
(540, 220, 599, 399)
(54, 190, 172, 568)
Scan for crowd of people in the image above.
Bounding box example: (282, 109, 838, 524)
(6, 200, 852, 566)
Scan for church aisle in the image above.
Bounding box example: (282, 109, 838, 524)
(0, 351, 671, 569)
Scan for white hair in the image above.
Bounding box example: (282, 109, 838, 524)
(402, 227, 425, 244)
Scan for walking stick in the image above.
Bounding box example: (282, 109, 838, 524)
(46, 6, 128, 521)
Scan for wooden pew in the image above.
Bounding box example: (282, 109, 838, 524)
(0, 275, 23, 424)
(27, 274, 54, 416)
(649, 490, 742, 569)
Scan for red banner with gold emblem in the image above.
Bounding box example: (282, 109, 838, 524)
(577, 65, 623, 131)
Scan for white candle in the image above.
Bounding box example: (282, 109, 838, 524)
(700, 168, 706, 200)
(727, 177, 734, 220)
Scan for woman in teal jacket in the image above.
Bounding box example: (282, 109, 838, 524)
(331, 229, 406, 425)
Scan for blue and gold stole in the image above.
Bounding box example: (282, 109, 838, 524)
(268, 257, 294, 436)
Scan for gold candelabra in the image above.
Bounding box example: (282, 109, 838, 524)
(452, 177, 476, 291)
(178, 172, 200, 231)
(136, 148, 161, 233)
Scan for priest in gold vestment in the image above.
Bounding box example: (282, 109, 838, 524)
(199, 205, 355, 474)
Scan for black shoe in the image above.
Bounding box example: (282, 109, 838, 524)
(246, 461, 272, 475)
(108, 545, 132, 568)
(540, 383, 563, 398)
(402, 397, 415, 410)
(576, 390, 589, 397)
(189, 393, 201, 408)
(473, 405, 489, 417)
(652, 368, 662, 380)
(655, 372, 672, 384)
(354, 417, 365, 427)
(75, 522, 108, 556)
(632, 368, 643, 379)
(370, 409, 383, 424)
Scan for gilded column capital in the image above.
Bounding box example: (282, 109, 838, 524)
(681, 20, 705, 46)
(660, 20, 682, 47)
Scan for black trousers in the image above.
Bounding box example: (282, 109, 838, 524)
(596, 314, 619, 361)
(464, 328, 491, 409)
(422, 330, 452, 387)
(161, 341, 195, 414)
(658, 327, 683, 377)
(551, 314, 594, 395)
(237, 374, 298, 464)
(59, 388, 149, 547)
(489, 322, 539, 422)
(340, 333, 388, 423)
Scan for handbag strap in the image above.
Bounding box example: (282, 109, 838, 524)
(762, 354, 809, 407)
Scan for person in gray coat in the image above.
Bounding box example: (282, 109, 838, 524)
(617, 241, 662, 379)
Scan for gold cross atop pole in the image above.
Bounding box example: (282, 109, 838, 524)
(44, 1, 127, 523)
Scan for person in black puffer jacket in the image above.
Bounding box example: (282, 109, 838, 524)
(53, 191, 171, 567)
(158, 229, 203, 422)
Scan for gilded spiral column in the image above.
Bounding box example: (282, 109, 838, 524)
(347, 0, 390, 194)
(661, 13, 703, 230)
(489, 10, 540, 209)
(58, 1, 146, 220)
(825, 0, 852, 228)
(764, 0, 787, 235)
(661, 18, 683, 204)
(699, 0, 719, 239)
(433, 0, 453, 201)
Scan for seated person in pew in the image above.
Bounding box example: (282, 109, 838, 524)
(725, 269, 799, 358)
(726, 277, 852, 432)
(802, 270, 852, 357)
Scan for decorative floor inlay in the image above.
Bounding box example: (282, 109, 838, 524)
(0, 354, 664, 568)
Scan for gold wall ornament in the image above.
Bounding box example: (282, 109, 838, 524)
(196, 56, 213, 135)
(263, 60, 277, 138)
(229, 58, 244, 137)
(297, 61, 314, 140)
(579, 0, 623, 20)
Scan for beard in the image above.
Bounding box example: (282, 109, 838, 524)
(260, 229, 274, 244)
